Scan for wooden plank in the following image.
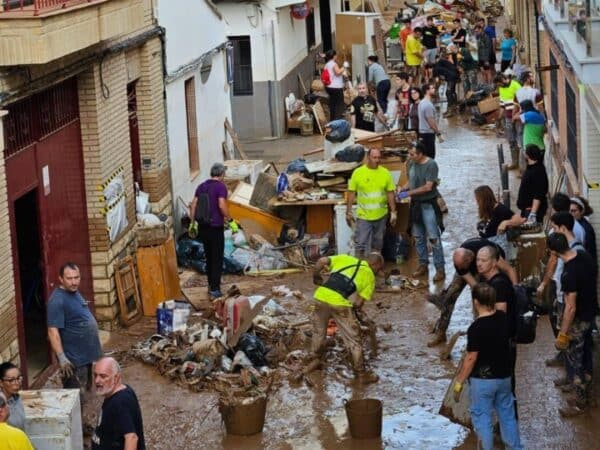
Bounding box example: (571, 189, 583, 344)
(374, 18, 387, 68)
(230, 182, 254, 205)
(136, 237, 183, 316)
(317, 176, 346, 187)
(297, 72, 307, 97)
(249, 172, 278, 213)
(224, 118, 249, 160)
(181, 280, 267, 310)
(311, 102, 327, 135)
(304, 160, 360, 174)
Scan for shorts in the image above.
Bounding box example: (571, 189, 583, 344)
(423, 48, 438, 65)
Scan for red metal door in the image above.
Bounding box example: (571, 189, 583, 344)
(34, 122, 93, 301)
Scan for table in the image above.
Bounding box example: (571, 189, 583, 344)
(270, 198, 343, 235)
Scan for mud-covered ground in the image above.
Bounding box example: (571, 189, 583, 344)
(72, 117, 600, 449)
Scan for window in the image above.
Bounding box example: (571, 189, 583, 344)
(184, 77, 199, 174)
(549, 52, 559, 129)
(565, 80, 578, 174)
(230, 36, 253, 96)
(306, 8, 316, 50)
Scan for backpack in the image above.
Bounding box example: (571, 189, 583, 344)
(513, 284, 538, 344)
(194, 183, 214, 226)
(321, 67, 331, 86)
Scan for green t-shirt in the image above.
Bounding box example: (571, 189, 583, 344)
(348, 164, 395, 221)
(389, 23, 401, 40)
(314, 255, 375, 307)
(408, 158, 439, 201)
(521, 110, 545, 150)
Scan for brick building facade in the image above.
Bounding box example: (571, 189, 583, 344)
(0, 0, 171, 385)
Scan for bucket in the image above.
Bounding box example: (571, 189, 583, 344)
(344, 398, 382, 439)
(219, 396, 267, 436)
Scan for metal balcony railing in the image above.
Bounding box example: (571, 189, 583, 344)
(1, 0, 96, 16)
(551, 0, 599, 57)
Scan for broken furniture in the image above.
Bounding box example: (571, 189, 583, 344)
(270, 198, 343, 235)
(114, 256, 143, 326)
(136, 236, 183, 316)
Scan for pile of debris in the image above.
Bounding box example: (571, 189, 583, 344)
(130, 286, 315, 395)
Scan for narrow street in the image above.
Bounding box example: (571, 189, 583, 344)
(90, 116, 600, 449)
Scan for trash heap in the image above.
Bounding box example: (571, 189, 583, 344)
(130, 285, 315, 396)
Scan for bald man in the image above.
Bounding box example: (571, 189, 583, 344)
(92, 357, 145, 450)
(427, 238, 517, 347)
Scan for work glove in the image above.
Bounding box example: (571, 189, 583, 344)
(313, 273, 324, 286)
(343, 61, 350, 69)
(389, 211, 398, 227)
(555, 332, 570, 351)
(397, 191, 410, 201)
(57, 352, 75, 379)
(188, 221, 198, 238)
(346, 212, 355, 228)
(526, 212, 537, 224)
(453, 381, 463, 403)
(228, 220, 239, 233)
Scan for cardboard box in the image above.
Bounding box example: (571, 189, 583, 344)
(478, 96, 500, 114)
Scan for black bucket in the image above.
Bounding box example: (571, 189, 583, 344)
(344, 398, 382, 439)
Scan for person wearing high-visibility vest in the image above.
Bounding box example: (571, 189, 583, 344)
(311, 252, 384, 384)
(346, 148, 397, 259)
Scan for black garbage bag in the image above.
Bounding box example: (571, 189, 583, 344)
(382, 232, 410, 262)
(335, 144, 366, 162)
(177, 237, 244, 274)
(325, 119, 351, 143)
(236, 333, 268, 367)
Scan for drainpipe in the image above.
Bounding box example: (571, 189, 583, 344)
(533, 0, 543, 98)
(269, 19, 279, 137)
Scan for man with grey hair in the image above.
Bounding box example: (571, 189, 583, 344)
(92, 357, 145, 450)
(189, 162, 231, 298)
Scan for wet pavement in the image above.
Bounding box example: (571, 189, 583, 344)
(79, 115, 600, 449)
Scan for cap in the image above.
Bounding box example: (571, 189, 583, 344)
(503, 68, 514, 76)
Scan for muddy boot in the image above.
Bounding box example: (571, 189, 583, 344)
(356, 370, 379, 384)
(412, 264, 428, 278)
(506, 145, 520, 170)
(433, 269, 446, 282)
(426, 293, 446, 311)
(427, 330, 447, 347)
(545, 352, 565, 367)
(560, 401, 587, 417)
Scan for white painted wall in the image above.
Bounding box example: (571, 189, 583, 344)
(157, 0, 232, 231)
(218, 1, 324, 82)
(157, 0, 228, 74)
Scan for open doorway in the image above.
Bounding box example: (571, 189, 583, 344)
(319, 0, 332, 51)
(14, 189, 48, 383)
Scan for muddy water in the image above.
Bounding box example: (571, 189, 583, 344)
(99, 118, 600, 449)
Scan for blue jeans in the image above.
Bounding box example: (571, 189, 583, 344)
(469, 377, 522, 450)
(411, 202, 444, 269)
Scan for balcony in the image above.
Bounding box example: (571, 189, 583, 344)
(0, 0, 145, 66)
(543, 0, 600, 83)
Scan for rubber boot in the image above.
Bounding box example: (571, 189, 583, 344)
(506, 145, 520, 171)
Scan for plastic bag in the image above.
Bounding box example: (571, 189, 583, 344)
(235, 333, 268, 367)
(325, 119, 351, 143)
(335, 144, 366, 162)
(286, 158, 307, 174)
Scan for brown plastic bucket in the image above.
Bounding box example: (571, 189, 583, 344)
(344, 398, 382, 439)
(219, 396, 267, 436)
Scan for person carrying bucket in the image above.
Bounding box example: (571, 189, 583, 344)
(311, 252, 384, 384)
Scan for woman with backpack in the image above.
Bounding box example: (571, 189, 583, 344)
(323, 50, 346, 121)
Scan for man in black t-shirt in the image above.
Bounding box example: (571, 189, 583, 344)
(350, 83, 387, 132)
(427, 237, 517, 346)
(548, 233, 598, 416)
(92, 357, 145, 450)
(422, 16, 440, 79)
(477, 245, 519, 418)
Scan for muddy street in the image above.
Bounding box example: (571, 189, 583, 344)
(81, 117, 595, 450)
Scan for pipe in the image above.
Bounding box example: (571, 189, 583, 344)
(533, 0, 543, 97)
